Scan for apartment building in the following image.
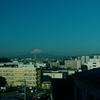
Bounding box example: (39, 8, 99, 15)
(35, 62, 46, 68)
(0, 67, 41, 87)
(18, 63, 35, 68)
(85, 59, 100, 70)
(65, 59, 81, 70)
(81, 55, 100, 65)
(50, 61, 60, 68)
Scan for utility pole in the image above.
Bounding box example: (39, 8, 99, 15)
(24, 79, 26, 100)
(16, 79, 26, 100)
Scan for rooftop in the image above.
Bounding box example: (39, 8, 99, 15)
(73, 68, 100, 85)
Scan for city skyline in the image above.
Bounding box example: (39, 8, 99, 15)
(0, 0, 100, 57)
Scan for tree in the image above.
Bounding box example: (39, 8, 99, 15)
(0, 76, 7, 87)
(82, 65, 88, 71)
(52, 67, 58, 71)
(0, 58, 11, 63)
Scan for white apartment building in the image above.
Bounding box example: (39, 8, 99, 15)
(85, 59, 100, 70)
(50, 61, 60, 68)
(94, 55, 98, 59)
(65, 59, 81, 70)
(35, 62, 46, 68)
(81, 56, 86, 65)
(86, 56, 89, 64)
(81, 55, 100, 65)
(81, 56, 90, 64)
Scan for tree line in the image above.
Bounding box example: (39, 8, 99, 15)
(0, 58, 11, 63)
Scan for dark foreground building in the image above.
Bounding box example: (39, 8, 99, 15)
(52, 77, 74, 100)
(73, 68, 100, 100)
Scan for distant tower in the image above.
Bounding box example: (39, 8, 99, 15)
(70, 57, 72, 60)
(81, 56, 85, 65)
(34, 54, 36, 59)
(86, 56, 89, 64)
(78, 57, 81, 60)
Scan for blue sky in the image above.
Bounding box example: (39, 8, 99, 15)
(0, 0, 100, 57)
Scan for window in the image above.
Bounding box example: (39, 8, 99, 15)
(33, 78, 35, 80)
(33, 82, 35, 84)
(53, 74, 55, 76)
(96, 98, 100, 100)
(93, 65, 96, 67)
(77, 87, 82, 100)
(24, 70, 27, 72)
(93, 63, 96, 64)
(84, 88, 86, 92)
(89, 66, 91, 69)
(24, 74, 26, 76)
(87, 93, 94, 100)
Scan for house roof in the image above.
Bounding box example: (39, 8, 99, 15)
(72, 68, 100, 86)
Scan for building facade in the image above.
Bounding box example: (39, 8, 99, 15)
(50, 61, 60, 68)
(86, 56, 89, 64)
(73, 68, 100, 100)
(35, 62, 46, 68)
(65, 59, 81, 70)
(81, 56, 86, 65)
(85, 59, 100, 70)
(18, 63, 35, 68)
(81, 55, 100, 65)
(0, 67, 41, 87)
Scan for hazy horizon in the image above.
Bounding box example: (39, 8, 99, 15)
(0, 49, 99, 58)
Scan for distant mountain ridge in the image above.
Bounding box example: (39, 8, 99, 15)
(7, 52, 64, 59)
(2, 49, 100, 60)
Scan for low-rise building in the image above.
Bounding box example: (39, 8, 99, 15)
(18, 63, 35, 68)
(35, 62, 46, 68)
(41, 70, 77, 89)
